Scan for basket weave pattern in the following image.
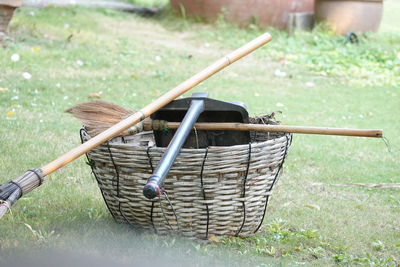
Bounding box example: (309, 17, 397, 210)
(82, 128, 292, 239)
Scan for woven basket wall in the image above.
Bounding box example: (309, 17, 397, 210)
(81, 124, 292, 239)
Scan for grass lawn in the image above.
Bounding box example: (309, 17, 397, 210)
(0, 1, 399, 266)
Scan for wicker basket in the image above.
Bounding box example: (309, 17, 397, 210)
(81, 122, 292, 239)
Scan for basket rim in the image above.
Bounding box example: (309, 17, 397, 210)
(104, 131, 292, 152)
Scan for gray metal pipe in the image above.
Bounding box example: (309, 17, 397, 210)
(143, 98, 205, 199)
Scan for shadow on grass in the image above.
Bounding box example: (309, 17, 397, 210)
(1, 215, 287, 267)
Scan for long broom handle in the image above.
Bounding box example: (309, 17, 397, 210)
(150, 121, 383, 138)
(41, 33, 272, 176)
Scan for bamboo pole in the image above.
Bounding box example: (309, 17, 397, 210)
(42, 32, 272, 174)
(155, 122, 382, 138)
(0, 33, 273, 219)
(65, 101, 384, 139)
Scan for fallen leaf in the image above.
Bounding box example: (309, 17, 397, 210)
(305, 204, 320, 211)
(0, 87, 9, 93)
(208, 235, 220, 243)
(89, 92, 101, 99)
(31, 46, 41, 52)
(151, 90, 161, 96)
(277, 57, 286, 64)
(7, 111, 15, 117)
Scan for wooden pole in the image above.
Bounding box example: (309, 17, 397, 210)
(41, 33, 273, 175)
(150, 121, 383, 138)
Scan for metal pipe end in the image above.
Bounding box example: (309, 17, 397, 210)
(143, 181, 161, 199)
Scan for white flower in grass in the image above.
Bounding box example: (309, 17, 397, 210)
(305, 81, 315, 87)
(76, 60, 84, 67)
(22, 72, 32, 80)
(276, 102, 284, 107)
(11, 54, 20, 62)
(274, 69, 287, 78)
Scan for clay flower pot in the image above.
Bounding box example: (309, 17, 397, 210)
(170, 0, 314, 29)
(315, 0, 384, 34)
(0, 0, 22, 33)
(0, 0, 22, 7)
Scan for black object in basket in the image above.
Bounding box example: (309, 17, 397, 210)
(152, 92, 250, 148)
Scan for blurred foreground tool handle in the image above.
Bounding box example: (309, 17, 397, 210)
(0, 32, 273, 219)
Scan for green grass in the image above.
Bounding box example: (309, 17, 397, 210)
(0, 2, 399, 266)
(125, 0, 168, 7)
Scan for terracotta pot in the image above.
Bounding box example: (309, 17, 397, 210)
(0, 0, 22, 8)
(315, 0, 383, 34)
(0, 0, 21, 33)
(0, 5, 16, 33)
(170, 0, 314, 29)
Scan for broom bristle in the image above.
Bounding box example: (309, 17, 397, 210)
(65, 101, 134, 136)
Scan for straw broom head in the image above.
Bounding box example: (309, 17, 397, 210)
(65, 101, 134, 136)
